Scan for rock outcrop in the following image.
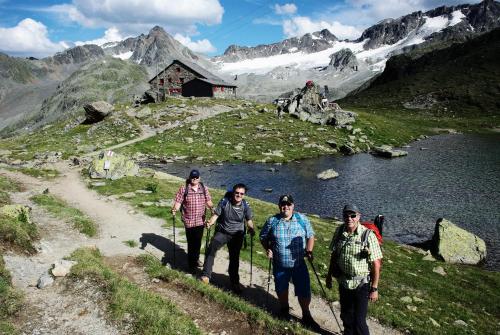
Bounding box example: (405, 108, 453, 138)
(89, 151, 139, 180)
(432, 218, 487, 265)
(283, 82, 357, 126)
(372, 145, 408, 158)
(328, 49, 358, 72)
(83, 101, 114, 124)
(317, 169, 339, 180)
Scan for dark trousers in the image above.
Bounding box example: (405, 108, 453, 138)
(202, 230, 244, 284)
(185, 225, 205, 270)
(339, 283, 370, 335)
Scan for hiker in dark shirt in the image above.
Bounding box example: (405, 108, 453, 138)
(200, 183, 254, 293)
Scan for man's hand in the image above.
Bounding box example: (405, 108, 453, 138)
(369, 289, 379, 302)
(266, 249, 273, 259)
(247, 225, 255, 236)
(326, 274, 333, 289)
(305, 250, 313, 261)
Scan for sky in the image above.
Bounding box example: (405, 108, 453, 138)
(0, 0, 481, 58)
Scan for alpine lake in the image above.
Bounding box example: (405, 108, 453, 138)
(146, 133, 500, 270)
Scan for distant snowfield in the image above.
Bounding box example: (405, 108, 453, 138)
(216, 10, 465, 76)
(113, 51, 133, 60)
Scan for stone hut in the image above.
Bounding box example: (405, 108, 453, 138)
(148, 59, 237, 100)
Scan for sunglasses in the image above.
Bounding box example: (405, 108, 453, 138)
(190, 176, 200, 180)
(280, 202, 293, 207)
(344, 213, 357, 219)
(234, 192, 245, 196)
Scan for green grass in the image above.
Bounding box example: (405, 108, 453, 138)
(30, 194, 97, 237)
(0, 253, 23, 335)
(11, 167, 60, 180)
(0, 213, 38, 254)
(69, 247, 203, 335)
(0, 175, 22, 206)
(0, 110, 142, 161)
(88, 175, 500, 335)
(137, 253, 306, 334)
(123, 240, 138, 248)
(340, 28, 500, 120)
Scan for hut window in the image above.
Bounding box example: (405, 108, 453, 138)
(160, 78, 164, 85)
(179, 77, 184, 83)
(176, 67, 181, 72)
(168, 77, 172, 83)
(221, 86, 224, 92)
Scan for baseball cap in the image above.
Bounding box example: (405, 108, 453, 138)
(278, 194, 294, 205)
(189, 169, 200, 179)
(343, 204, 360, 213)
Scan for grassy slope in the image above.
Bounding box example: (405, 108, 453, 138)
(69, 248, 202, 335)
(0, 110, 142, 160)
(88, 175, 500, 335)
(30, 194, 97, 237)
(340, 28, 500, 119)
(0, 175, 27, 335)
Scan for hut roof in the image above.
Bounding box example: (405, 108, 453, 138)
(149, 59, 236, 87)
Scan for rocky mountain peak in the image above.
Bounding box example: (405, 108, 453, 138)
(44, 45, 105, 66)
(328, 49, 358, 72)
(217, 29, 338, 62)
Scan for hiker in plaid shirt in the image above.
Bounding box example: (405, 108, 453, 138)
(172, 169, 213, 273)
(326, 204, 383, 335)
(260, 194, 320, 330)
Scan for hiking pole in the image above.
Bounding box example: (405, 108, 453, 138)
(249, 235, 253, 286)
(205, 225, 211, 254)
(265, 257, 272, 307)
(172, 214, 176, 268)
(307, 257, 343, 332)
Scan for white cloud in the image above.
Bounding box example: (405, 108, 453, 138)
(274, 3, 297, 15)
(48, 0, 224, 36)
(0, 18, 68, 57)
(283, 16, 362, 40)
(74, 27, 126, 46)
(174, 34, 216, 54)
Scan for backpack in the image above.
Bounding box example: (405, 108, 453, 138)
(180, 182, 208, 217)
(361, 214, 384, 245)
(267, 212, 309, 239)
(330, 215, 384, 278)
(215, 193, 251, 231)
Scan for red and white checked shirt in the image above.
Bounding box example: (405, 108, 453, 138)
(174, 184, 212, 228)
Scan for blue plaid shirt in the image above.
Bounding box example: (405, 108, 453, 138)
(260, 213, 315, 268)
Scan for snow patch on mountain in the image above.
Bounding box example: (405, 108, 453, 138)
(113, 51, 133, 60)
(215, 9, 467, 77)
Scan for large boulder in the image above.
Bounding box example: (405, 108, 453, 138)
(0, 204, 32, 223)
(83, 101, 114, 124)
(89, 151, 139, 180)
(432, 218, 487, 265)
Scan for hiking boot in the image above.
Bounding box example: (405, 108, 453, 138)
(279, 305, 292, 322)
(230, 282, 243, 294)
(302, 313, 321, 331)
(196, 260, 203, 268)
(200, 276, 209, 284)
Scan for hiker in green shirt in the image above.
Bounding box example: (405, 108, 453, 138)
(326, 204, 382, 335)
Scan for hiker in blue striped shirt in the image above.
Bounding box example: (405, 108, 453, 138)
(260, 194, 320, 330)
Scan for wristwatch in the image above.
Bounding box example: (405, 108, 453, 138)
(370, 287, 378, 293)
